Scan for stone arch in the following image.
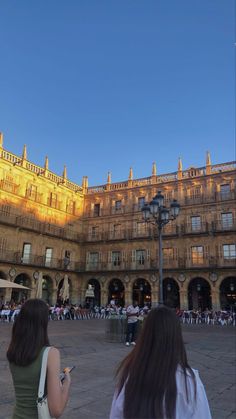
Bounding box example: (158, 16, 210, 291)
(132, 278, 152, 307)
(219, 276, 236, 311)
(11, 273, 31, 303)
(188, 277, 212, 310)
(163, 277, 180, 308)
(85, 278, 101, 307)
(108, 278, 125, 306)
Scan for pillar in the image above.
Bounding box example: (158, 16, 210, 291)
(211, 287, 221, 311)
(179, 288, 188, 310)
(101, 288, 107, 306)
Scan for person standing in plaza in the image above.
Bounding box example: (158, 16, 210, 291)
(110, 305, 212, 419)
(7, 298, 71, 418)
(125, 300, 139, 346)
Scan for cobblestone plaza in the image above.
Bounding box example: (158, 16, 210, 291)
(0, 319, 235, 419)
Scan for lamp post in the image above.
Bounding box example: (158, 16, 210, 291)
(141, 191, 180, 305)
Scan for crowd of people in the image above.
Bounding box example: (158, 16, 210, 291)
(1, 299, 235, 326)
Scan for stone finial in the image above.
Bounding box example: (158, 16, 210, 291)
(129, 167, 133, 180)
(206, 151, 211, 175)
(62, 165, 67, 181)
(177, 157, 183, 180)
(0, 132, 3, 148)
(44, 156, 49, 170)
(178, 157, 182, 172)
(152, 162, 157, 176)
(206, 151, 211, 166)
(22, 144, 27, 160)
(82, 176, 88, 189)
(107, 171, 111, 184)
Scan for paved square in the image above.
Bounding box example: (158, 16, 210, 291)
(0, 320, 235, 419)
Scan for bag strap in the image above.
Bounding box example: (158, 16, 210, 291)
(38, 347, 51, 399)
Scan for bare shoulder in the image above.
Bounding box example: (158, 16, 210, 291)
(48, 347, 60, 360)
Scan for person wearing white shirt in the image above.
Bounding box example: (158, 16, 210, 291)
(110, 306, 212, 419)
(125, 301, 139, 346)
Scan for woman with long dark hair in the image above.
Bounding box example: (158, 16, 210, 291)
(110, 306, 211, 419)
(7, 299, 71, 418)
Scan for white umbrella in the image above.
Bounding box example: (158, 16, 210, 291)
(0, 278, 30, 289)
(60, 274, 70, 302)
(35, 271, 43, 299)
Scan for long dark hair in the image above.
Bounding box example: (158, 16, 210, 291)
(116, 306, 196, 419)
(7, 299, 50, 366)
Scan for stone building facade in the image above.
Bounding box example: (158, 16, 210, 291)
(0, 133, 235, 310)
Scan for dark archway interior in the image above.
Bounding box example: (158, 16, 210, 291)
(163, 278, 180, 308)
(132, 278, 151, 307)
(220, 277, 236, 311)
(188, 277, 212, 310)
(108, 279, 124, 306)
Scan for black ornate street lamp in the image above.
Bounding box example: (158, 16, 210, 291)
(141, 191, 180, 305)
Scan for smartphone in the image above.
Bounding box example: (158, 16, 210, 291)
(60, 366, 75, 382)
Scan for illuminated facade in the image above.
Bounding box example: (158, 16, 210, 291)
(0, 132, 235, 310)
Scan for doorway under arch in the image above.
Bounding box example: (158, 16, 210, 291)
(108, 279, 124, 306)
(188, 277, 212, 310)
(132, 278, 151, 307)
(86, 279, 101, 307)
(163, 278, 180, 308)
(220, 277, 236, 311)
(11, 273, 31, 303)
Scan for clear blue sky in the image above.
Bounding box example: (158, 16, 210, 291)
(0, 0, 235, 186)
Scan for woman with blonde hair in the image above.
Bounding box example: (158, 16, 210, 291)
(110, 305, 211, 419)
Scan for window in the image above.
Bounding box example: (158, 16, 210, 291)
(138, 197, 145, 210)
(94, 203, 100, 217)
(190, 186, 201, 199)
(49, 192, 57, 208)
(22, 243, 31, 263)
(1, 205, 11, 216)
(221, 213, 233, 229)
(137, 222, 146, 235)
(115, 200, 122, 211)
(164, 191, 173, 202)
(112, 251, 121, 266)
(27, 184, 37, 200)
(220, 184, 230, 199)
(163, 248, 174, 260)
(136, 250, 145, 265)
(113, 224, 121, 238)
(67, 200, 75, 215)
(191, 216, 201, 231)
(45, 248, 53, 267)
(223, 244, 236, 260)
(91, 226, 98, 238)
(191, 246, 204, 264)
(64, 250, 71, 268)
(89, 252, 99, 267)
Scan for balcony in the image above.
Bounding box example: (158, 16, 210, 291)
(47, 198, 62, 211)
(0, 179, 19, 194)
(0, 209, 80, 241)
(83, 189, 236, 219)
(0, 250, 76, 270)
(25, 189, 43, 203)
(181, 222, 209, 235)
(212, 220, 236, 233)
